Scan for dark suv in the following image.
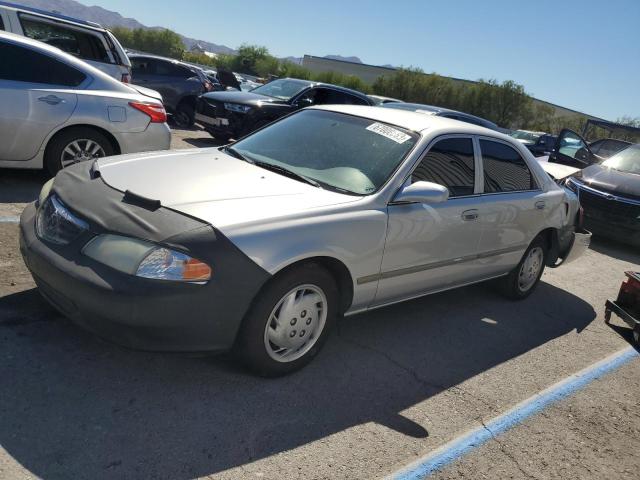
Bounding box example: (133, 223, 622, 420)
(195, 78, 373, 141)
(129, 54, 213, 127)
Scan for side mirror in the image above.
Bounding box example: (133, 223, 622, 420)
(392, 181, 449, 204)
(294, 97, 314, 108)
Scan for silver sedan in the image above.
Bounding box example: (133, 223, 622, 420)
(20, 105, 590, 376)
(0, 31, 170, 174)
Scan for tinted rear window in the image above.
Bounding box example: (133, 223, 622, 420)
(481, 140, 536, 192)
(20, 15, 111, 64)
(0, 42, 86, 86)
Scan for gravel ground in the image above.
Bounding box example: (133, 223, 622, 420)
(0, 126, 638, 480)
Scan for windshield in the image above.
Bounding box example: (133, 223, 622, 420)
(231, 110, 418, 195)
(250, 78, 313, 101)
(510, 131, 541, 142)
(602, 144, 640, 174)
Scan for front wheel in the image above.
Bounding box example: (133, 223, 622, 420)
(235, 263, 338, 376)
(498, 236, 547, 300)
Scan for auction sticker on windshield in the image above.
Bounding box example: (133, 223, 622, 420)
(366, 123, 411, 144)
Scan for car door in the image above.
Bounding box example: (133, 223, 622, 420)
(549, 129, 599, 168)
(0, 41, 79, 162)
(373, 136, 485, 306)
(474, 138, 551, 278)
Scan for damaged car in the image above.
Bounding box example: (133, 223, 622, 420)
(20, 105, 590, 376)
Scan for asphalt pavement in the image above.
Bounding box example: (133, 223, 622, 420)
(0, 126, 638, 480)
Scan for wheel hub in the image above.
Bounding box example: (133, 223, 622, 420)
(264, 285, 327, 362)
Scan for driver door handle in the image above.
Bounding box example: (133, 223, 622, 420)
(461, 209, 479, 221)
(38, 95, 64, 105)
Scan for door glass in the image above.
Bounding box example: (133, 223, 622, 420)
(131, 57, 156, 76)
(558, 130, 587, 160)
(0, 42, 86, 86)
(19, 15, 111, 63)
(0, 15, 4, 30)
(412, 137, 475, 197)
(480, 140, 536, 193)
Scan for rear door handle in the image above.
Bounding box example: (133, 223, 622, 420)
(38, 95, 64, 105)
(535, 201, 546, 210)
(461, 209, 479, 221)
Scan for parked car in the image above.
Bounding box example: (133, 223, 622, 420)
(20, 105, 589, 375)
(0, 32, 170, 174)
(382, 102, 504, 132)
(129, 53, 214, 127)
(196, 77, 374, 141)
(511, 130, 557, 157)
(368, 94, 403, 105)
(549, 128, 632, 168)
(565, 143, 640, 246)
(0, 0, 131, 82)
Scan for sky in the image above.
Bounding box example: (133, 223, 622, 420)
(91, 0, 640, 121)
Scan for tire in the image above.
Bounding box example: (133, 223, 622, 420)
(45, 127, 115, 176)
(498, 235, 548, 300)
(173, 102, 195, 128)
(235, 263, 338, 376)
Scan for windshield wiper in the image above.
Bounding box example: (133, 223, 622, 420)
(253, 161, 321, 188)
(222, 145, 252, 163)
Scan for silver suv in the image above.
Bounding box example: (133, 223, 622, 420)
(0, 32, 170, 174)
(0, 1, 131, 82)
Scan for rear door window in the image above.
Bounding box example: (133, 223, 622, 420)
(412, 137, 476, 197)
(155, 60, 193, 78)
(0, 15, 5, 30)
(131, 57, 156, 76)
(313, 88, 368, 105)
(19, 15, 111, 64)
(0, 42, 86, 86)
(480, 139, 537, 193)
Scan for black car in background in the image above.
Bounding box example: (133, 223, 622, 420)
(565, 143, 640, 246)
(195, 78, 374, 141)
(549, 128, 632, 168)
(510, 130, 557, 157)
(129, 53, 214, 127)
(381, 102, 505, 132)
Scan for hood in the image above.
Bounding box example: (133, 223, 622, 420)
(578, 164, 640, 200)
(539, 161, 579, 181)
(200, 90, 284, 106)
(96, 149, 358, 231)
(127, 84, 164, 103)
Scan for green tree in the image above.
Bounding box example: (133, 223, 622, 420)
(110, 27, 184, 58)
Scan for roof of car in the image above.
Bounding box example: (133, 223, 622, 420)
(128, 52, 197, 67)
(270, 78, 371, 101)
(0, 1, 102, 28)
(383, 102, 499, 128)
(311, 104, 509, 137)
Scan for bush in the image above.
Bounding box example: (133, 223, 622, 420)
(111, 26, 184, 58)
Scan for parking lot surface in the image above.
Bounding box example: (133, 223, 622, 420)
(1, 127, 638, 480)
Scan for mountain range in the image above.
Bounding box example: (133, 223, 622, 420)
(13, 0, 365, 62)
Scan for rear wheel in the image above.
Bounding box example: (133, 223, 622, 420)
(235, 263, 338, 376)
(173, 102, 195, 128)
(498, 236, 547, 300)
(45, 127, 114, 175)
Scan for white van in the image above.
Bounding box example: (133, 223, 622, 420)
(0, 1, 131, 82)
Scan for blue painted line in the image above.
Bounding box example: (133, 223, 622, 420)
(0, 216, 20, 223)
(391, 347, 639, 480)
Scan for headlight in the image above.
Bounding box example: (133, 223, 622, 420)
(36, 195, 89, 245)
(82, 234, 211, 283)
(38, 178, 55, 206)
(224, 103, 251, 113)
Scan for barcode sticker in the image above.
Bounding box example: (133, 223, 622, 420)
(366, 123, 411, 144)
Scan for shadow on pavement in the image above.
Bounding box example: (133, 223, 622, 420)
(589, 237, 640, 265)
(182, 136, 225, 149)
(0, 168, 47, 205)
(0, 281, 595, 479)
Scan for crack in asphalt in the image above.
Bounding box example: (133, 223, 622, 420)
(335, 330, 498, 416)
(479, 419, 540, 480)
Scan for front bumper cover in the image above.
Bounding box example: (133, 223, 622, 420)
(19, 161, 271, 352)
